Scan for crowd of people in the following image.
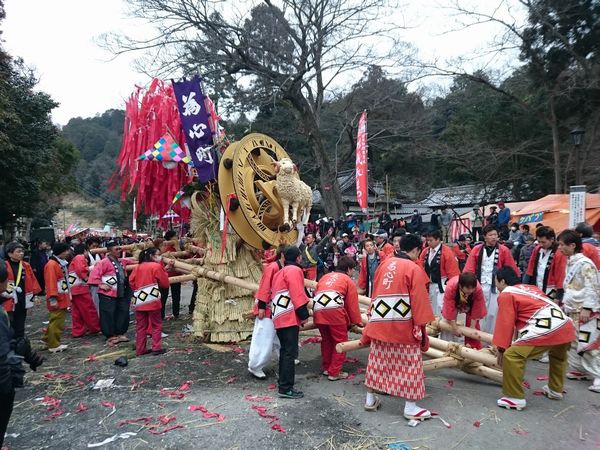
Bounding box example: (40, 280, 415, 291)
(0, 210, 599, 443)
(248, 216, 600, 421)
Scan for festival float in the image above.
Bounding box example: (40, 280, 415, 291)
(111, 76, 311, 343)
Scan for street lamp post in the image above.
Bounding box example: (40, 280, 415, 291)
(570, 127, 586, 185)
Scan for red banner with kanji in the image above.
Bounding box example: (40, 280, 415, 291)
(355, 111, 368, 212)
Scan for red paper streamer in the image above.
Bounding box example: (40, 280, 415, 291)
(244, 395, 274, 402)
(188, 405, 225, 422)
(113, 79, 192, 224)
(76, 403, 88, 413)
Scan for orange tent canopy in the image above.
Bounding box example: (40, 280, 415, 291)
(512, 194, 600, 233)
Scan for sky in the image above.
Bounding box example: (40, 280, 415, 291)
(2, 0, 523, 126)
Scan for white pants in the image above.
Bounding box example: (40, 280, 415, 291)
(248, 317, 280, 372)
(568, 345, 600, 379)
(429, 283, 444, 317)
(480, 283, 498, 335)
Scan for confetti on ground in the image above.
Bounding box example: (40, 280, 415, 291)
(444, 380, 454, 389)
(299, 336, 322, 347)
(45, 409, 65, 421)
(85, 354, 98, 362)
(522, 380, 531, 389)
(148, 424, 185, 435)
(224, 376, 238, 384)
(536, 375, 549, 381)
(231, 346, 245, 354)
(76, 403, 88, 413)
(154, 361, 167, 369)
(101, 401, 116, 408)
(188, 405, 225, 422)
(41, 396, 61, 411)
(473, 420, 481, 428)
(118, 417, 153, 427)
(266, 384, 277, 390)
(344, 357, 360, 363)
(244, 394, 274, 402)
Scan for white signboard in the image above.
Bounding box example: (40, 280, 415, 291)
(569, 185, 586, 229)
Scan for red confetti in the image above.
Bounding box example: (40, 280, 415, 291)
(188, 405, 225, 422)
(119, 417, 153, 426)
(251, 405, 279, 423)
(346, 374, 356, 380)
(85, 375, 95, 382)
(158, 415, 176, 425)
(244, 394, 274, 402)
(271, 424, 287, 433)
(536, 375, 549, 381)
(299, 336, 322, 347)
(45, 409, 65, 421)
(356, 368, 365, 374)
(522, 380, 531, 389)
(444, 380, 454, 389)
(101, 401, 116, 408)
(160, 388, 186, 400)
(533, 389, 545, 396)
(42, 396, 62, 411)
(131, 378, 149, 389)
(154, 361, 167, 369)
(85, 355, 98, 362)
(473, 420, 481, 428)
(147, 424, 185, 435)
(179, 381, 192, 391)
(266, 384, 277, 390)
(224, 376, 238, 385)
(232, 346, 245, 354)
(43, 372, 74, 381)
(76, 381, 85, 387)
(514, 428, 529, 436)
(344, 357, 360, 363)
(201, 360, 214, 366)
(76, 403, 88, 413)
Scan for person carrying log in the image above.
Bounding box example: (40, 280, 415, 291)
(247, 246, 285, 380)
(440, 272, 487, 349)
(359, 234, 435, 421)
(270, 246, 310, 399)
(493, 267, 576, 410)
(313, 256, 363, 381)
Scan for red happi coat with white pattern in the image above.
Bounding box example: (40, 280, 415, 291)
(362, 257, 434, 345)
(270, 265, 310, 329)
(313, 272, 362, 326)
(492, 284, 576, 350)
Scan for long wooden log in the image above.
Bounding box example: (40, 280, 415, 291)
(428, 336, 498, 368)
(428, 318, 493, 345)
(162, 250, 193, 259)
(169, 274, 197, 284)
(423, 356, 460, 371)
(462, 364, 503, 384)
(90, 242, 152, 255)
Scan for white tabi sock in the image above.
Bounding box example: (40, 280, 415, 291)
(404, 401, 417, 414)
(365, 392, 375, 406)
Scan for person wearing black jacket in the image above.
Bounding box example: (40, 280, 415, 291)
(0, 264, 44, 447)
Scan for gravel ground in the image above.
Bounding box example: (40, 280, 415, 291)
(4, 283, 600, 450)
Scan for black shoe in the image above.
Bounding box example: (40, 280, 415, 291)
(278, 389, 304, 399)
(152, 349, 167, 355)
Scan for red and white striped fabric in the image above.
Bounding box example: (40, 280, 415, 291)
(450, 218, 471, 242)
(364, 340, 425, 400)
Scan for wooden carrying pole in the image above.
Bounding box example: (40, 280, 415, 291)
(428, 335, 498, 368)
(427, 318, 493, 345)
(422, 356, 460, 371)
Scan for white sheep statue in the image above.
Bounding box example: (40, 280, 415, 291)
(272, 158, 312, 227)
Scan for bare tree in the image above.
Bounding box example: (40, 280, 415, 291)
(103, 0, 410, 217)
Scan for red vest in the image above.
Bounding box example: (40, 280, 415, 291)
(525, 245, 566, 292)
(313, 272, 362, 326)
(464, 243, 521, 279)
(270, 265, 309, 329)
(2, 261, 41, 312)
(362, 257, 434, 344)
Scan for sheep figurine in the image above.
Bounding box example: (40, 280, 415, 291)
(272, 158, 313, 227)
